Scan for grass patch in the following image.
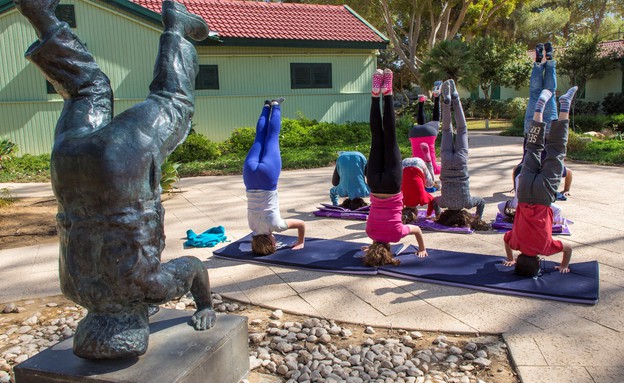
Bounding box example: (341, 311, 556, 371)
(567, 135, 624, 165)
(466, 119, 512, 130)
(0, 154, 51, 183)
(0, 188, 14, 207)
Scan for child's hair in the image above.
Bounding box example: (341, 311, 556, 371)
(362, 242, 400, 267)
(515, 254, 541, 277)
(340, 197, 368, 211)
(437, 209, 490, 231)
(251, 234, 276, 256)
(503, 200, 516, 223)
(401, 206, 418, 224)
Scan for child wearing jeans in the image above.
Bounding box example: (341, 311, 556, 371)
(503, 86, 578, 276)
(363, 69, 428, 267)
(244, 100, 305, 255)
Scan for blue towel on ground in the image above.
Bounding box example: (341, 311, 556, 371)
(184, 226, 228, 248)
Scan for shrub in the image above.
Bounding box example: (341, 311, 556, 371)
(170, 131, 221, 162)
(500, 115, 525, 136)
(503, 97, 528, 119)
(571, 114, 612, 133)
(221, 127, 256, 154)
(602, 93, 624, 115)
(0, 153, 50, 182)
(0, 139, 18, 169)
(570, 99, 600, 115)
(160, 158, 180, 194)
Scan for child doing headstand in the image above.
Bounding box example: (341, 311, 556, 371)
(401, 156, 439, 223)
(408, 81, 442, 176)
(503, 86, 578, 275)
(433, 80, 487, 230)
(363, 69, 428, 267)
(330, 151, 370, 209)
(243, 100, 305, 255)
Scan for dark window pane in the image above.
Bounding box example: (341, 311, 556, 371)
(46, 80, 57, 95)
(195, 65, 219, 90)
(55, 5, 76, 28)
(290, 63, 331, 89)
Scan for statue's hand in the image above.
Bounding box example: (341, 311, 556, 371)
(191, 307, 216, 331)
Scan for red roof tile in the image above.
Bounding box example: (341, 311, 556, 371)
(526, 40, 624, 61)
(130, 0, 387, 43)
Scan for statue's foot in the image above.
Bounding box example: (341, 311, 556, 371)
(14, 0, 59, 18)
(162, 0, 209, 41)
(73, 308, 149, 359)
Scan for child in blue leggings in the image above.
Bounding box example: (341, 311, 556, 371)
(243, 100, 305, 255)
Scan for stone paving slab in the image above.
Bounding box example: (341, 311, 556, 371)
(1, 132, 623, 383)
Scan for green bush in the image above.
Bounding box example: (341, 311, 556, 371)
(221, 127, 256, 154)
(500, 115, 525, 136)
(570, 99, 600, 115)
(567, 136, 624, 165)
(0, 139, 18, 167)
(602, 93, 624, 115)
(503, 97, 528, 119)
(160, 158, 180, 194)
(169, 131, 221, 162)
(572, 114, 613, 133)
(0, 153, 50, 182)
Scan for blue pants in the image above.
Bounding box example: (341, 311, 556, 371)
(524, 61, 557, 134)
(243, 104, 282, 191)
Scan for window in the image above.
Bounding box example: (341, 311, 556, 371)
(290, 63, 332, 89)
(491, 84, 501, 100)
(195, 65, 219, 90)
(55, 5, 76, 28)
(46, 80, 57, 95)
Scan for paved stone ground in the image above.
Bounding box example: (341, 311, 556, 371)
(1, 131, 623, 383)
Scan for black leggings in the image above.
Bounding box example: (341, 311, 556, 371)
(367, 95, 402, 194)
(417, 96, 440, 125)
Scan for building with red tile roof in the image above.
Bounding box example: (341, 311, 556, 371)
(0, 0, 388, 154)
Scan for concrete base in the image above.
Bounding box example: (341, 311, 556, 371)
(14, 309, 249, 383)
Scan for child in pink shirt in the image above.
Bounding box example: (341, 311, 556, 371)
(363, 69, 428, 267)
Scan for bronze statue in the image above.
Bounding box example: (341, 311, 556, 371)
(15, 0, 216, 359)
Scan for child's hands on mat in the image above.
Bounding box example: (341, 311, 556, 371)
(361, 245, 369, 252)
(555, 265, 570, 273)
(292, 240, 305, 250)
(417, 249, 428, 258)
(503, 260, 516, 267)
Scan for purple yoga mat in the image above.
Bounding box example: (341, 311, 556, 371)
(491, 213, 571, 236)
(407, 210, 473, 234)
(313, 203, 370, 220)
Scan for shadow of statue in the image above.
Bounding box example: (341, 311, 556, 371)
(15, 0, 216, 359)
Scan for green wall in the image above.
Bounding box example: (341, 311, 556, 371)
(0, 0, 379, 154)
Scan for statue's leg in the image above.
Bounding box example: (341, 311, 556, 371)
(111, 0, 209, 163)
(19, 0, 112, 138)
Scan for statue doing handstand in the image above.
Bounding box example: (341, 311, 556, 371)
(14, 0, 216, 359)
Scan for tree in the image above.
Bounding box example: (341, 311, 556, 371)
(420, 40, 480, 91)
(469, 36, 531, 100)
(558, 35, 621, 119)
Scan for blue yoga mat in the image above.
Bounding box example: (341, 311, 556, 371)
(381, 245, 599, 305)
(213, 233, 403, 275)
(213, 235, 599, 304)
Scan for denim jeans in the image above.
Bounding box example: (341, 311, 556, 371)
(524, 61, 557, 134)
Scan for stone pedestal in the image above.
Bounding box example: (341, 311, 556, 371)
(14, 309, 249, 383)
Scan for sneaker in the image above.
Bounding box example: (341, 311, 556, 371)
(381, 68, 393, 96)
(432, 80, 443, 97)
(418, 94, 428, 103)
(441, 80, 452, 105)
(556, 191, 567, 201)
(535, 43, 544, 63)
(448, 79, 459, 100)
(544, 42, 554, 60)
(372, 69, 384, 97)
(271, 97, 285, 105)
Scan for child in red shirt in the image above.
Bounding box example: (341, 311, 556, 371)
(503, 86, 577, 275)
